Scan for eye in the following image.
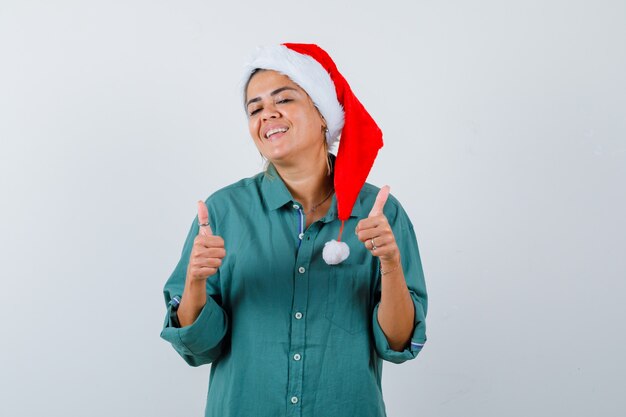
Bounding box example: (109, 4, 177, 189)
(277, 98, 292, 104)
(249, 108, 261, 116)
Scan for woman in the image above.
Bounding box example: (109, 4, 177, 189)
(161, 43, 427, 417)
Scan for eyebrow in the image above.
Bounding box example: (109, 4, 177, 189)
(246, 86, 298, 107)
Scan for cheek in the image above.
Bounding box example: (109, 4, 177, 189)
(248, 118, 260, 140)
(297, 112, 323, 138)
(302, 106, 324, 131)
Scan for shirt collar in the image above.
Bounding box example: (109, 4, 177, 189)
(261, 163, 367, 220)
(261, 164, 294, 211)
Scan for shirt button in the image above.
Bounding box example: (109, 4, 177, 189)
(298, 266, 306, 274)
(293, 353, 301, 361)
(294, 312, 303, 319)
(293, 204, 300, 210)
(291, 396, 298, 404)
(298, 233, 304, 240)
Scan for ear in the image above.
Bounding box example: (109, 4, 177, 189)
(318, 112, 327, 127)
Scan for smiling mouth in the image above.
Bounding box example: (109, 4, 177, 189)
(265, 127, 288, 139)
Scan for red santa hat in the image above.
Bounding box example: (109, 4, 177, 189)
(243, 43, 383, 264)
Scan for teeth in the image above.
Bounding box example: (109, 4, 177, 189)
(265, 127, 288, 138)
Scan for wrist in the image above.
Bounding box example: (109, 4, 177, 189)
(380, 255, 401, 270)
(380, 263, 402, 277)
(177, 283, 207, 327)
(183, 279, 207, 302)
(380, 259, 401, 276)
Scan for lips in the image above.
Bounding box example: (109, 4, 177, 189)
(262, 125, 289, 140)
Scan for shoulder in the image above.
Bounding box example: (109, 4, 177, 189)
(205, 172, 264, 206)
(199, 172, 266, 233)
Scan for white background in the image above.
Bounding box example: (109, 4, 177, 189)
(1, 1, 625, 416)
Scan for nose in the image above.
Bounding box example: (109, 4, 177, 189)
(261, 104, 280, 120)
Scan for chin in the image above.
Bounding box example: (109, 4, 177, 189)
(263, 144, 293, 162)
(265, 153, 291, 165)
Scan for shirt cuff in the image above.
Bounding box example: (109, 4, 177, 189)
(160, 295, 228, 356)
(372, 294, 427, 364)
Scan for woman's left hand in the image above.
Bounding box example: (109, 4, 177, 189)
(355, 185, 401, 266)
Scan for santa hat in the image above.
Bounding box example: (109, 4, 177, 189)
(243, 43, 383, 265)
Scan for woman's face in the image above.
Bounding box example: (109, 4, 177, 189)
(245, 70, 326, 164)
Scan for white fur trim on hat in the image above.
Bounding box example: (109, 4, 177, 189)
(242, 45, 345, 147)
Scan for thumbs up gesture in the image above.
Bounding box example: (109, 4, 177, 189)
(186, 201, 226, 282)
(355, 186, 401, 266)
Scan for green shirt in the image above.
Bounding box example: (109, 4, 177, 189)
(160, 165, 427, 417)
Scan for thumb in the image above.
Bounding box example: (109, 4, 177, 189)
(197, 200, 213, 236)
(368, 185, 390, 217)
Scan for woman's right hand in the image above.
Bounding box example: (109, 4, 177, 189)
(186, 201, 226, 282)
(178, 201, 226, 327)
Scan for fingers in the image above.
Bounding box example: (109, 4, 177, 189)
(191, 266, 220, 278)
(189, 254, 223, 269)
(189, 200, 223, 281)
(192, 245, 226, 259)
(363, 234, 393, 250)
(356, 217, 394, 251)
(355, 216, 383, 235)
(197, 200, 213, 236)
(368, 185, 390, 217)
(356, 222, 392, 242)
(357, 186, 400, 263)
(369, 241, 398, 259)
(194, 234, 225, 248)
(359, 230, 399, 262)
(188, 236, 226, 281)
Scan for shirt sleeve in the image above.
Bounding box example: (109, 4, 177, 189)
(160, 214, 229, 367)
(371, 199, 428, 364)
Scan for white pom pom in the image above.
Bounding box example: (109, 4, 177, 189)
(322, 240, 350, 265)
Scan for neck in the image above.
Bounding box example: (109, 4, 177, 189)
(273, 151, 333, 213)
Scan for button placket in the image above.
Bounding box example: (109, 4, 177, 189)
(287, 217, 318, 415)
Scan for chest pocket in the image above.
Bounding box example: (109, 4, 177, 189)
(324, 265, 372, 335)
